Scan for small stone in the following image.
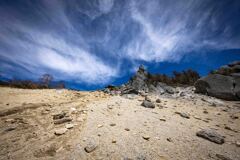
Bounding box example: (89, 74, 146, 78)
(196, 129, 224, 144)
(110, 123, 116, 126)
(230, 114, 238, 119)
(108, 106, 113, 109)
(222, 108, 228, 112)
(65, 123, 74, 129)
(175, 112, 190, 119)
(84, 140, 97, 153)
(112, 139, 117, 143)
(5, 119, 16, 123)
(5, 126, 17, 132)
(203, 119, 209, 123)
(54, 128, 67, 135)
(216, 154, 232, 160)
(141, 100, 155, 108)
(53, 112, 66, 120)
(97, 124, 103, 128)
(224, 125, 237, 132)
(54, 117, 72, 124)
(125, 128, 130, 131)
(136, 155, 147, 160)
(142, 135, 150, 140)
(156, 99, 161, 103)
(203, 110, 208, 114)
(166, 137, 172, 142)
(157, 104, 164, 109)
(159, 118, 166, 122)
(193, 116, 201, 120)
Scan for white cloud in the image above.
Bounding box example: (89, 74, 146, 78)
(36, 36, 118, 84)
(0, 4, 119, 84)
(124, 0, 240, 63)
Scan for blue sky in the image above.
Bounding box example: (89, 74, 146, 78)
(0, 0, 240, 90)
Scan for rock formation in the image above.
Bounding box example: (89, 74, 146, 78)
(119, 65, 175, 95)
(195, 61, 240, 100)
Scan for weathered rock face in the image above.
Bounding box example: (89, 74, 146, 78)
(127, 65, 149, 92)
(124, 65, 175, 95)
(103, 65, 176, 95)
(195, 61, 240, 101)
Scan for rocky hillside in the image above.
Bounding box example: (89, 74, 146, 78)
(105, 61, 240, 101)
(195, 61, 240, 101)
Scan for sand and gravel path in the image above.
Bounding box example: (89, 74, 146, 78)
(0, 87, 239, 160)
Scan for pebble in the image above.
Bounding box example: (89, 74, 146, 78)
(53, 112, 66, 120)
(230, 115, 238, 119)
(222, 109, 228, 112)
(142, 135, 150, 140)
(175, 112, 190, 119)
(193, 116, 201, 120)
(84, 140, 97, 153)
(167, 138, 172, 142)
(54, 117, 72, 124)
(110, 123, 116, 126)
(97, 124, 103, 128)
(141, 100, 155, 108)
(65, 123, 74, 129)
(5, 126, 17, 132)
(125, 128, 130, 131)
(112, 139, 117, 143)
(70, 107, 77, 114)
(54, 128, 67, 135)
(216, 154, 232, 160)
(5, 119, 15, 123)
(159, 118, 166, 122)
(203, 110, 208, 114)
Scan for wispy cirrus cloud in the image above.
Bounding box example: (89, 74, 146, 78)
(0, 0, 239, 86)
(125, 0, 240, 62)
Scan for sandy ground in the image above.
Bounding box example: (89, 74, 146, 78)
(0, 87, 239, 160)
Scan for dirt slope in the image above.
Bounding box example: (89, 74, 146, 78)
(0, 87, 239, 160)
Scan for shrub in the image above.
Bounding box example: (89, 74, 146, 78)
(148, 69, 200, 86)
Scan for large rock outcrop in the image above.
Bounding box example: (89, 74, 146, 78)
(121, 65, 175, 95)
(104, 65, 175, 95)
(195, 61, 240, 101)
